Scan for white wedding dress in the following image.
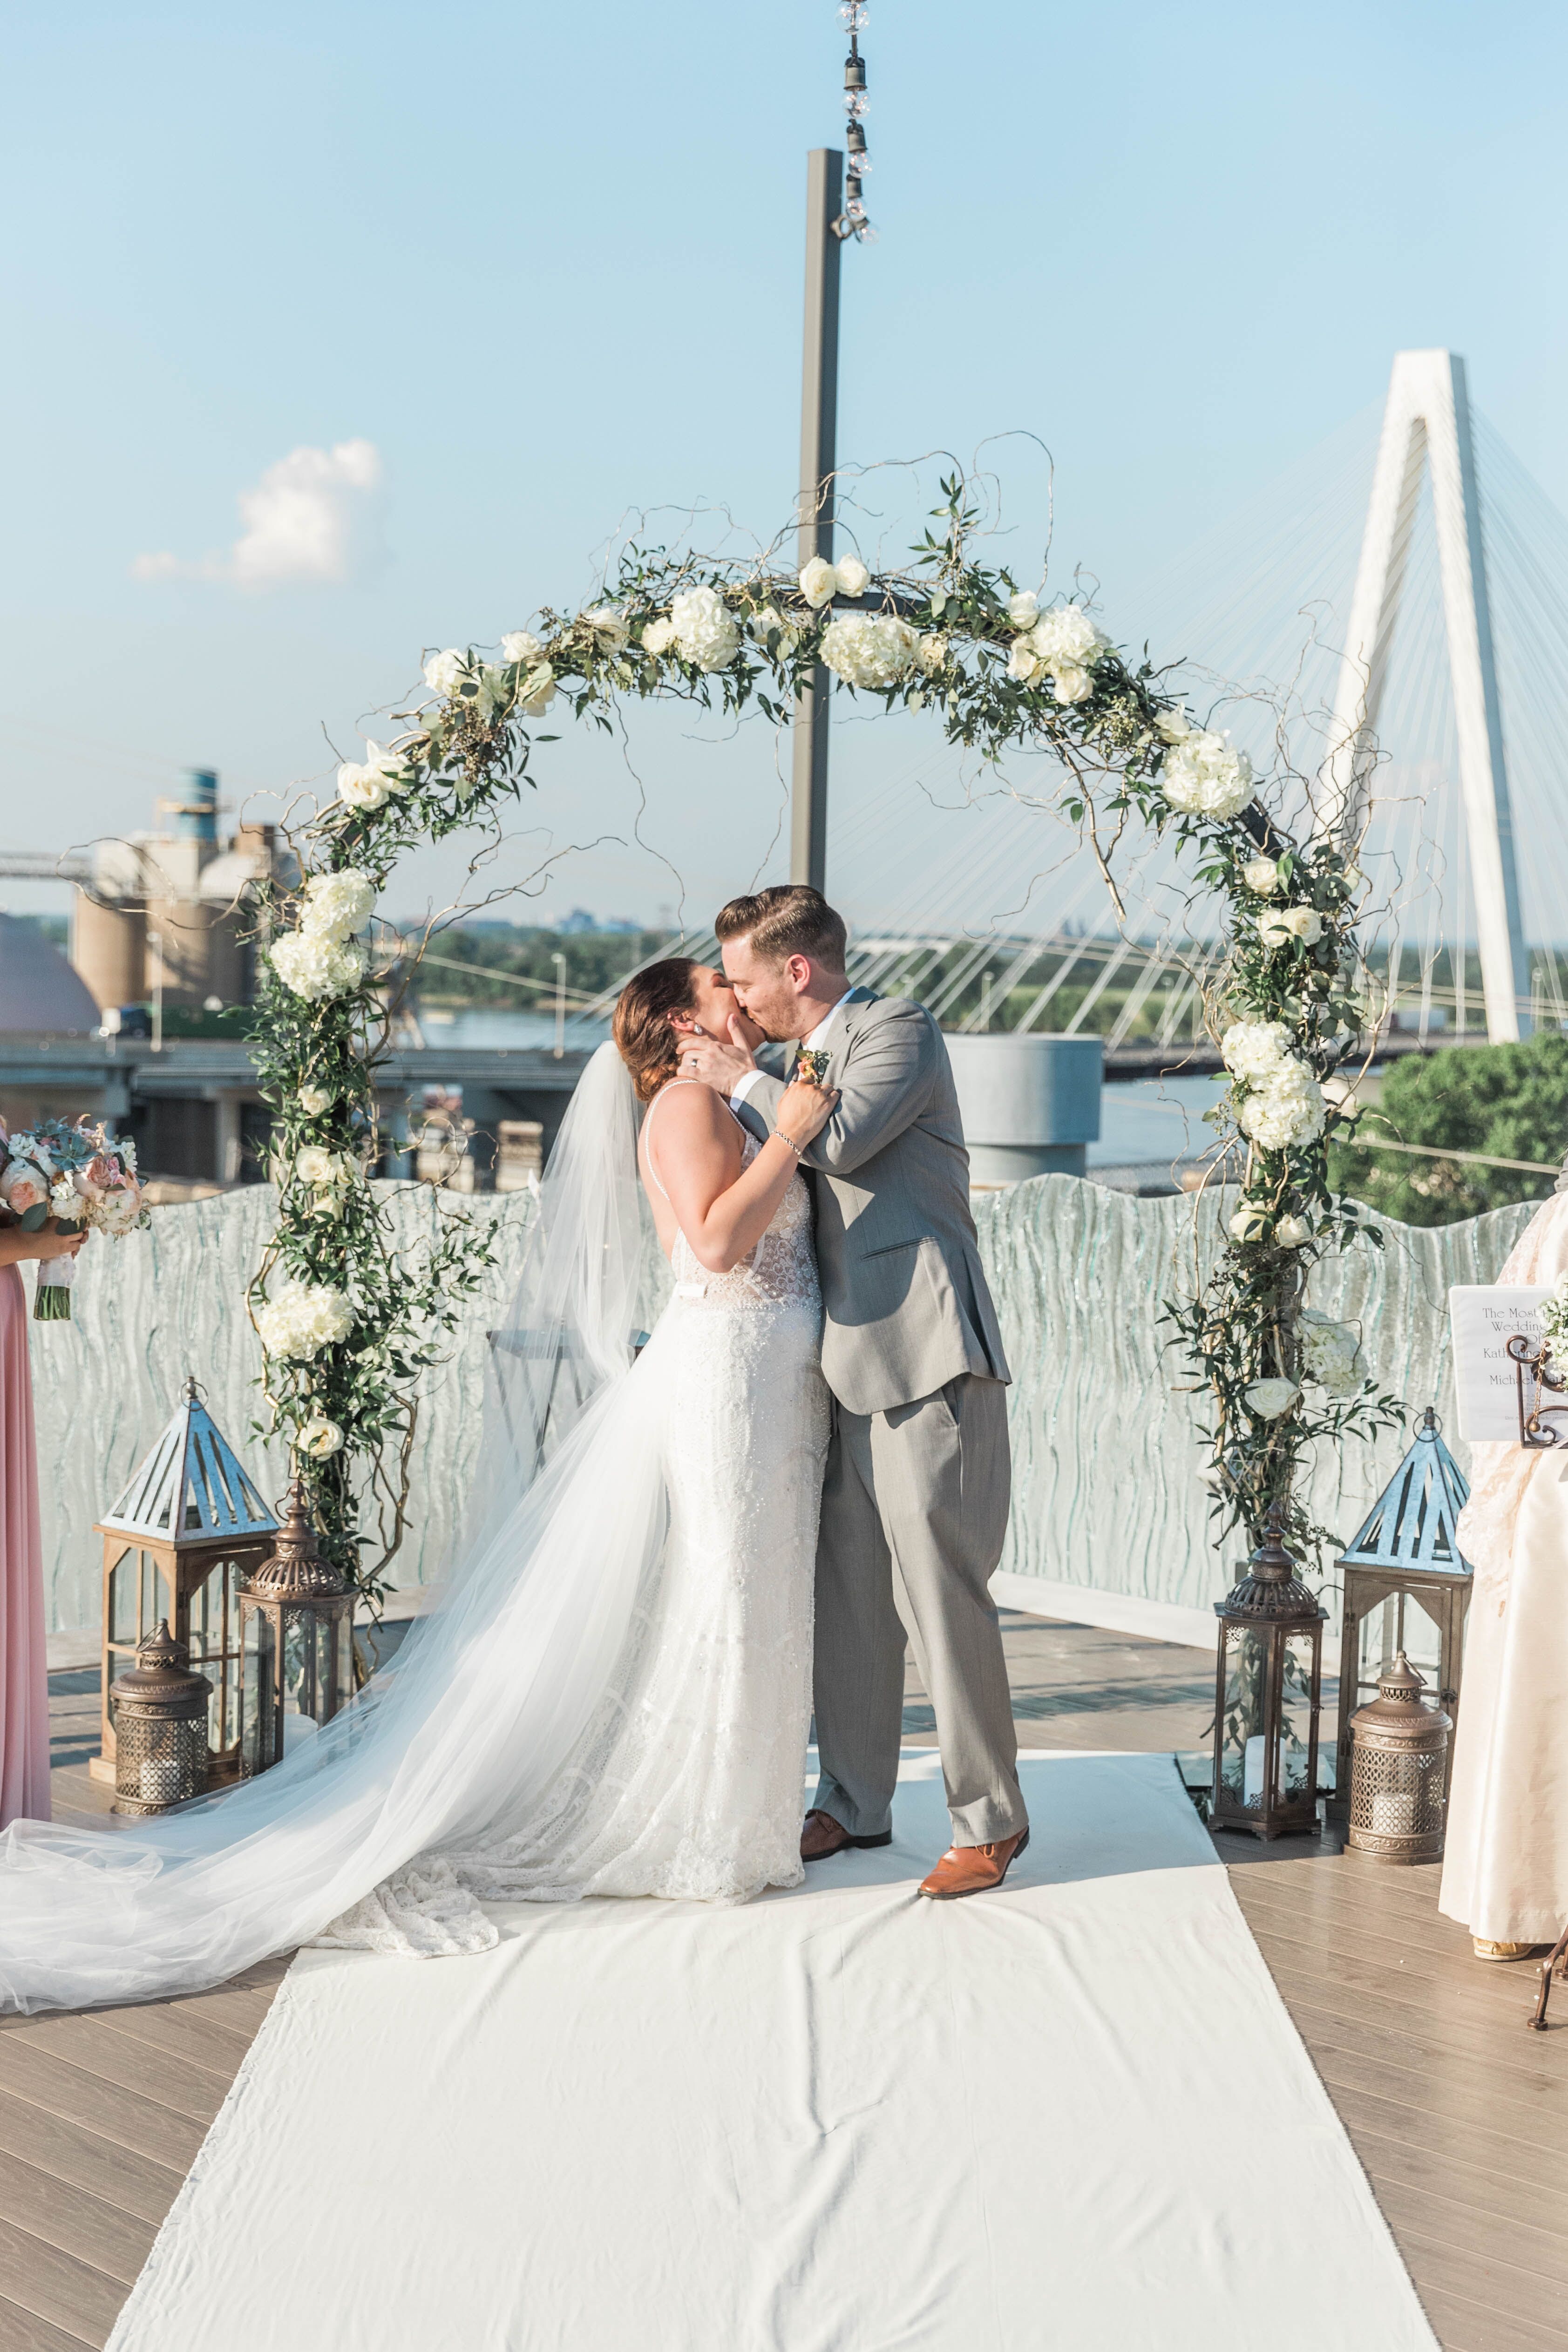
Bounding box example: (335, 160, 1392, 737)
(0, 1048, 828, 2012)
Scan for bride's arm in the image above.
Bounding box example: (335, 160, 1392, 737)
(650, 1081, 835, 1274)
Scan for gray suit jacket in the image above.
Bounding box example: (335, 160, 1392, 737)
(733, 992, 1011, 1417)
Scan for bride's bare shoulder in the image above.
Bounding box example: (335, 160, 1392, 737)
(646, 1080, 739, 1142)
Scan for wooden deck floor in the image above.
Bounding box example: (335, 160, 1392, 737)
(0, 1623, 1561, 2349)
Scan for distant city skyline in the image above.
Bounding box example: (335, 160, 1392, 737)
(5, 1, 1567, 940)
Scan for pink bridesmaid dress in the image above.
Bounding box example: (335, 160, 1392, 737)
(0, 1262, 49, 1826)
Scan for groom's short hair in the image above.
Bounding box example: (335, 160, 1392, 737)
(714, 885, 848, 970)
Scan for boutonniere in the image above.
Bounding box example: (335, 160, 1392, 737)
(794, 1046, 831, 1085)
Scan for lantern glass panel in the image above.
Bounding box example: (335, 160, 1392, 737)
(242, 1608, 279, 1775)
(187, 1559, 243, 1756)
(108, 1547, 137, 1645)
(1219, 1624, 1271, 1810)
(1355, 1590, 1443, 1701)
(1278, 1632, 1317, 1804)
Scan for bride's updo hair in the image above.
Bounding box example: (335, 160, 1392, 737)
(613, 959, 699, 1102)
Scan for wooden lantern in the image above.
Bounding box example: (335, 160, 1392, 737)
(1328, 1407, 1472, 1823)
(237, 1484, 355, 1777)
(1211, 1504, 1326, 1841)
(94, 1378, 279, 1786)
(109, 1621, 212, 1816)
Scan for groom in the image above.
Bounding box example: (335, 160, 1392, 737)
(682, 884, 1029, 1897)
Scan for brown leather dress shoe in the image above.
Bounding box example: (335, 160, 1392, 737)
(918, 1827, 1031, 1899)
(800, 1808, 894, 1861)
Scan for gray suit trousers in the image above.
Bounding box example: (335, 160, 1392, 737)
(812, 1373, 1027, 1846)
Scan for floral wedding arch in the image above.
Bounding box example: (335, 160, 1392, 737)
(249, 476, 1397, 1604)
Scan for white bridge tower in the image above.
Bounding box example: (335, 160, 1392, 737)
(1324, 349, 1530, 1042)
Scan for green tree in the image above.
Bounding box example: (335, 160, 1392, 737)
(1329, 1035, 1568, 1225)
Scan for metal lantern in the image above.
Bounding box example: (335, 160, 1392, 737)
(1345, 1651, 1453, 1863)
(94, 1378, 279, 1787)
(109, 1621, 213, 1816)
(1211, 1504, 1326, 1840)
(1329, 1407, 1472, 1823)
(237, 1484, 355, 1777)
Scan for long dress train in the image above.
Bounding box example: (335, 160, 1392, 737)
(0, 1046, 827, 2012)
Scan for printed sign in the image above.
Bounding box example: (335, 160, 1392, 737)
(1447, 1286, 1552, 1443)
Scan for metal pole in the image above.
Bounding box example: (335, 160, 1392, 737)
(791, 147, 842, 892)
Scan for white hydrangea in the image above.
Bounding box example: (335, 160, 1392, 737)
(299, 1415, 345, 1460)
(820, 613, 918, 689)
(301, 869, 375, 941)
(1029, 605, 1110, 671)
(1237, 1064, 1327, 1151)
(1221, 1021, 1295, 1082)
(255, 1279, 355, 1361)
(1160, 729, 1255, 820)
(1244, 1379, 1300, 1420)
(1299, 1309, 1364, 1396)
(501, 630, 544, 665)
(269, 932, 367, 1003)
(669, 587, 740, 672)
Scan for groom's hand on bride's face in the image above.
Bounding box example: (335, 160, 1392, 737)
(680, 1018, 759, 1096)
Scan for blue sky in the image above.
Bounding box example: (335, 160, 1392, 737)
(5, 0, 1567, 935)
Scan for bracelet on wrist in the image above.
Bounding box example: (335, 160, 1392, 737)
(775, 1131, 806, 1158)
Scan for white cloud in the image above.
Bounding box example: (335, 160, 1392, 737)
(134, 438, 384, 589)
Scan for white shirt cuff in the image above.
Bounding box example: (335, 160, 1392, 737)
(730, 1068, 767, 1107)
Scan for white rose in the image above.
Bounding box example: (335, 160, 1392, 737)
(517, 665, 557, 718)
(1259, 905, 1324, 949)
(501, 630, 544, 665)
(833, 555, 869, 597)
(799, 556, 838, 608)
(1008, 590, 1040, 629)
(819, 612, 918, 689)
(1220, 1020, 1295, 1081)
(1275, 1214, 1310, 1248)
(254, 1279, 355, 1362)
(295, 1145, 351, 1189)
(1051, 665, 1093, 705)
(301, 868, 375, 941)
(642, 616, 677, 657)
(582, 604, 628, 650)
(1244, 1379, 1300, 1419)
(1229, 1205, 1271, 1242)
(1155, 705, 1191, 744)
(337, 762, 389, 811)
(916, 633, 948, 674)
(299, 1415, 345, 1460)
(95, 1188, 140, 1236)
(423, 649, 469, 698)
(299, 1086, 333, 1117)
(1242, 857, 1280, 896)
(1007, 642, 1044, 685)
(269, 932, 367, 1003)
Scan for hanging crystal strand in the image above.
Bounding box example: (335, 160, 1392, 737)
(836, 4, 874, 241)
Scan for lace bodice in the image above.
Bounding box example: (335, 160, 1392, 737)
(647, 1085, 819, 1312)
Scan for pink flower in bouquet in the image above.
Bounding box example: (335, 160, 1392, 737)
(72, 1165, 108, 1206)
(0, 1163, 50, 1218)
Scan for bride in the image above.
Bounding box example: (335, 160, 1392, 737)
(0, 962, 836, 2013)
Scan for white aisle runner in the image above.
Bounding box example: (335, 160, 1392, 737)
(109, 1752, 1436, 2352)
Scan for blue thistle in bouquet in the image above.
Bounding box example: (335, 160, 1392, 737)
(0, 1119, 148, 1322)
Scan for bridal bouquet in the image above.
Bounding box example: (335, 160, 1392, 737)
(0, 1119, 146, 1321)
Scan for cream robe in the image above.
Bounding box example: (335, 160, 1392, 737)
(1440, 1192, 1568, 1945)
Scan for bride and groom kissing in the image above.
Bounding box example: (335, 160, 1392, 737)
(0, 885, 1027, 2015)
(618, 881, 1029, 1901)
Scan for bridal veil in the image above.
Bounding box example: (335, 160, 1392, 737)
(0, 1044, 671, 2013)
